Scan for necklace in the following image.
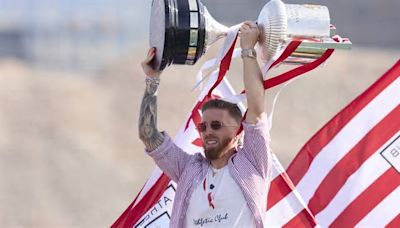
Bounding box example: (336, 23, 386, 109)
(210, 166, 219, 177)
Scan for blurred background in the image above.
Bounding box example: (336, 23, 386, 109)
(0, 0, 399, 227)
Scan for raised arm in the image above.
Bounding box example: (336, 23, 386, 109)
(239, 21, 265, 124)
(138, 48, 194, 182)
(238, 22, 271, 178)
(139, 47, 164, 150)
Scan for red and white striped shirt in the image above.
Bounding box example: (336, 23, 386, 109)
(146, 115, 272, 228)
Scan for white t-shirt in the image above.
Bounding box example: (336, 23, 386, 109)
(185, 166, 256, 227)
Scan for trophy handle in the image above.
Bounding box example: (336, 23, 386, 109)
(203, 7, 229, 48)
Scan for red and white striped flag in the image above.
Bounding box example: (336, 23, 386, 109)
(112, 60, 400, 227)
(268, 60, 400, 227)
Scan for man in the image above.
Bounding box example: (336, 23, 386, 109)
(139, 21, 271, 228)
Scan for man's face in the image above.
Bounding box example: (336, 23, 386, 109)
(199, 108, 239, 160)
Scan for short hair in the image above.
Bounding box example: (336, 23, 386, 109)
(201, 99, 243, 124)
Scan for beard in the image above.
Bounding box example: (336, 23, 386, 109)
(203, 137, 232, 160)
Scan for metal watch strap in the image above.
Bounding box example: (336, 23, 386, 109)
(241, 48, 257, 59)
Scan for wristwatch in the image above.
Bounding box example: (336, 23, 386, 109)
(241, 48, 257, 59)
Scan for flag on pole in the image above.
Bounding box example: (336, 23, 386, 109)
(267, 60, 400, 227)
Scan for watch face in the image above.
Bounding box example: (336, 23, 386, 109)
(242, 48, 257, 58)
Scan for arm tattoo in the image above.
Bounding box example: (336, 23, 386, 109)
(138, 77, 164, 151)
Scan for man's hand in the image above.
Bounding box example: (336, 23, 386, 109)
(239, 21, 260, 49)
(141, 47, 161, 78)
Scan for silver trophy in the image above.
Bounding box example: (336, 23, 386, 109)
(149, 0, 351, 71)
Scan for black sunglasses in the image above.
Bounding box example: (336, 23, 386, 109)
(196, 121, 237, 132)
